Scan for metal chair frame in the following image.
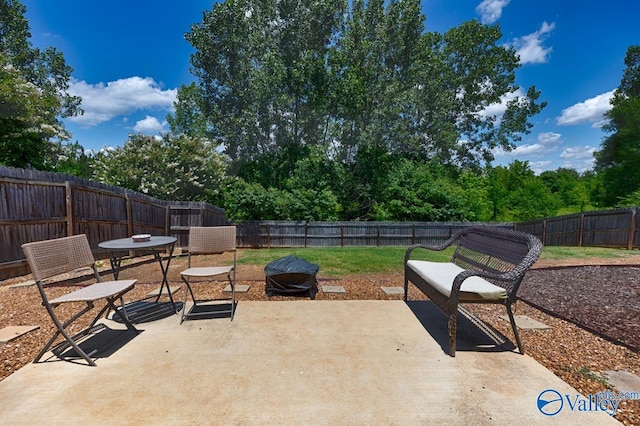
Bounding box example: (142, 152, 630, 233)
(180, 226, 236, 324)
(21, 234, 139, 366)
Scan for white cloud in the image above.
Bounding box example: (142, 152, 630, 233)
(510, 21, 555, 65)
(556, 90, 614, 127)
(559, 145, 597, 160)
(494, 131, 562, 158)
(133, 116, 167, 133)
(67, 76, 177, 127)
(476, 0, 510, 24)
(528, 160, 553, 175)
(558, 146, 597, 172)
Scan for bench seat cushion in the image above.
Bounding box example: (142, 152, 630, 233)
(406, 260, 507, 300)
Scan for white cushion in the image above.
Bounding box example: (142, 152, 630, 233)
(406, 260, 507, 300)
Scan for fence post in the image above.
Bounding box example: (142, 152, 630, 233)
(65, 181, 74, 236)
(125, 194, 134, 237)
(165, 205, 171, 236)
(267, 224, 271, 249)
(578, 214, 584, 247)
(341, 225, 344, 247)
(304, 222, 308, 248)
(627, 209, 636, 250)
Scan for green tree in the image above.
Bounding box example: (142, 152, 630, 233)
(487, 161, 558, 221)
(594, 45, 640, 206)
(92, 134, 227, 201)
(0, 0, 81, 169)
(167, 82, 209, 140)
(187, 0, 344, 181)
(48, 140, 93, 178)
(180, 1, 546, 221)
(371, 159, 474, 221)
(539, 168, 592, 212)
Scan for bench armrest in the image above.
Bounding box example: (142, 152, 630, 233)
(404, 233, 460, 264)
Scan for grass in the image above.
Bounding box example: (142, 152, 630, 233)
(237, 245, 640, 278)
(538, 245, 640, 261)
(237, 246, 453, 277)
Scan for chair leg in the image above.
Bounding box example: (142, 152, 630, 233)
(180, 277, 192, 324)
(37, 302, 98, 366)
(227, 272, 235, 321)
(106, 296, 139, 334)
(506, 305, 525, 354)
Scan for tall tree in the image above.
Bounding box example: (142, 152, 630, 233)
(594, 45, 640, 205)
(0, 0, 81, 169)
(183, 0, 546, 220)
(186, 0, 345, 183)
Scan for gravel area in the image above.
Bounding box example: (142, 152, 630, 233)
(1, 253, 639, 424)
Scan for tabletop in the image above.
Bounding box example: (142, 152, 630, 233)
(98, 236, 177, 251)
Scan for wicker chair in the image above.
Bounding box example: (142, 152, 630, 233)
(180, 226, 237, 324)
(21, 235, 139, 366)
(404, 226, 542, 357)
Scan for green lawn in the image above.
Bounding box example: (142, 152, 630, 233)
(237, 245, 640, 278)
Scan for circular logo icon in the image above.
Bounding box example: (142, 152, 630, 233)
(537, 389, 563, 416)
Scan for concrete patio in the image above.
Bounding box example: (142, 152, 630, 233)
(0, 300, 620, 425)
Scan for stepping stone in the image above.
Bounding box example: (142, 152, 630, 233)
(498, 315, 551, 330)
(381, 286, 405, 295)
(0, 326, 39, 343)
(321, 285, 346, 294)
(224, 284, 250, 293)
(7, 280, 35, 289)
(603, 370, 640, 394)
(146, 285, 181, 298)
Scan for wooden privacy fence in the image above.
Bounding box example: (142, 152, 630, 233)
(0, 167, 225, 279)
(515, 208, 640, 249)
(4, 166, 640, 280)
(235, 221, 514, 248)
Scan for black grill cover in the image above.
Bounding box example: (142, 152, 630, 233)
(265, 255, 319, 299)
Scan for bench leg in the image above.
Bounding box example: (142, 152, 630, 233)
(506, 305, 525, 355)
(448, 312, 457, 357)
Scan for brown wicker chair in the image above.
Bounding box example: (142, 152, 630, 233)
(21, 234, 138, 366)
(180, 226, 237, 324)
(404, 226, 542, 357)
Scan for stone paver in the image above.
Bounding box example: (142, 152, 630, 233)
(224, 284, 250, 293)
(0, 326, 39, 343)
(381, 286, 405, 295)
(499, 314, 551, 330)
(321, 285, 346, 294)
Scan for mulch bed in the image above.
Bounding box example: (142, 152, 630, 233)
(1, 256, 639, 424)
(519, 266, 640, 351)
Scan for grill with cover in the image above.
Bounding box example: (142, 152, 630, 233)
(265, 255, 319, 299)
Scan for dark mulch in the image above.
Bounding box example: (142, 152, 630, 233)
(519, 266, 640, 351)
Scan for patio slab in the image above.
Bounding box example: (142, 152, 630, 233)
(0, 300, 620, 425)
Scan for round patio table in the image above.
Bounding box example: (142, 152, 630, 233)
(99, 236, 178, 312)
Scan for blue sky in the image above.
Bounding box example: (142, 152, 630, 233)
(22, 0, 639, 174)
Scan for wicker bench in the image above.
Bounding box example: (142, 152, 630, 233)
(403, 226, 542, 357)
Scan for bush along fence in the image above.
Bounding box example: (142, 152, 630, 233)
(515, 208, 640, 250)
(0, 167, 225, 279)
